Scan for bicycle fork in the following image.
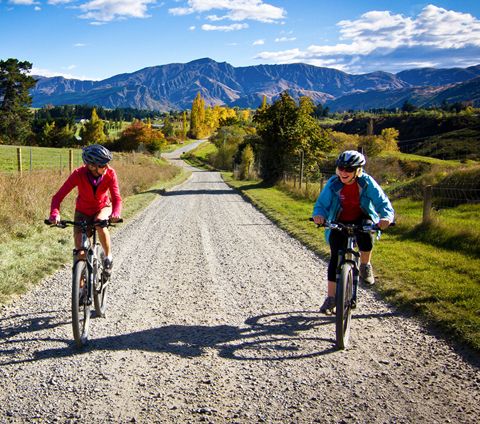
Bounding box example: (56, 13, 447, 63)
(336, 249, 360, 308)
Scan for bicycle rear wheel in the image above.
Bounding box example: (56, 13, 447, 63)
(93, 244, 108, 318)
(72, 260, 91, 347)
(336, 262, 354, 349)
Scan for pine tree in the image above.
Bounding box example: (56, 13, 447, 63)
(0, 58, 37, 144)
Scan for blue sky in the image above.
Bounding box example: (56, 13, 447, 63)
(1, 0, 479, 80)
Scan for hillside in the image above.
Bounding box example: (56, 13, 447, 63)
(30, 58, 480, 112)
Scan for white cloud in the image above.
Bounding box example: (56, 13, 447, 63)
(275, 36, 296, 42)
(78, 0, 157, 23)
(47, 0, 74, 4)
(255, 5, 480, 73)
(74, 43, 87, 47)
(253, 39, 264, 45)
(169, 0, 285, 23)
(9, 0, 37, 5)
(201, 22, 248, 31)
(189, 25, 196, 30)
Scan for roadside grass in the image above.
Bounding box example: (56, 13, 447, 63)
(0, 153, 190, 306)
(181, 142, 217, 169)
(223, 174, 480, 351)
(161, 138, 198, 153)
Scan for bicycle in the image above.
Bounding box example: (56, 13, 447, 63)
(311, 218, 389, 349)
(44, 218, 122, 347)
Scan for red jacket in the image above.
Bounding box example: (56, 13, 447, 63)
(50, 165, 122, 219)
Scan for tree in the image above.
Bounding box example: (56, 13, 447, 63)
(239, 144, 255, 180)
(380, 127, 400, 152)
(189, 92, 206, 139)
(253, 91, 298, 182)
(401, 100, 417, 113)
(182, 111, 188, 141)
(0, 58, 37, 144)
(294, 96, 333, 175)
(162, 115, 174, 137)
(116, 120, 165, 152)
(79, 108, 106, 145)
(253, 92, 332, 183)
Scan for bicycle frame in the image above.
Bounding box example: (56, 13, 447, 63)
(73, 222, 98, 307)
(336, 226, 361, 309)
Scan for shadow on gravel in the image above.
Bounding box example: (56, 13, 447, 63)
(1, 311, 359, 364)
(140, 189, 235, 196)
(0, 310, 67, 339)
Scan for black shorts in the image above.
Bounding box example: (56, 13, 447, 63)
(327, 218, 374, 282)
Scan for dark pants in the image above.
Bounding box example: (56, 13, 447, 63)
(327, 219, 374, 282)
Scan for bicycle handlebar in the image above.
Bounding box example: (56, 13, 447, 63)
(44, 218, 123, 228)
(309, 217, 394, 232)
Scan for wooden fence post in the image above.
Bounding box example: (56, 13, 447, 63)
(17, 147, 22, 175)
(69, 149, 73, 173)
(423, 185, 433, 223)
(299, 150, 304, 188)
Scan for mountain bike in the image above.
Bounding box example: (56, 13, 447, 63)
(45, 218, 122, 347)
(311, 218, 389, 349)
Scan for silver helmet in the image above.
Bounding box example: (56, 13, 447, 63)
(82, 144, 112, 166)
(335, 150, 366, 169)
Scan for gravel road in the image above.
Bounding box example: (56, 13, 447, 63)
(0, 143, 479, 423)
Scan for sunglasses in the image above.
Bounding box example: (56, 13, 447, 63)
(89, 164, 107, 170)
(338, 166, 356, 173)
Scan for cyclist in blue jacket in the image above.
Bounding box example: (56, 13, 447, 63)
(312, 150, 394, 314)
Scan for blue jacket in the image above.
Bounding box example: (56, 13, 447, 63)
(312, 172, 395, 240)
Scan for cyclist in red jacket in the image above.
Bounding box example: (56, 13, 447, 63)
(49, 144, 122, 275)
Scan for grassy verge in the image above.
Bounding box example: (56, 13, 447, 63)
(161, 138, 199, 153)
(181, 141, 217, 170)
(0, 155, 190, 306)
(223, 174, 480, 351)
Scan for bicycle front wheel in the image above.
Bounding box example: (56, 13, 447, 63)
(336, 262, 354, 349)
(93, 245, 108, 318)
(72, 260, 91, 347)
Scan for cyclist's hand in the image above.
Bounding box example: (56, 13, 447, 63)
(378, 219, 391, 230)
(110, 215, 121, 223)
(312, 215, 325, 226)
(49, 214, 60, 225)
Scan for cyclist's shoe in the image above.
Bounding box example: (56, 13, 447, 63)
(103, 257, 113, 278)
(320, 296, 336, 315)
(360, 263, 375, 285)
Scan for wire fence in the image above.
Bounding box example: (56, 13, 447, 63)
(0, 146, 84, 174)
(282, 169, 480, 224)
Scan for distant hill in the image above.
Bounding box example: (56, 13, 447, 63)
(30, 58, 480, 112)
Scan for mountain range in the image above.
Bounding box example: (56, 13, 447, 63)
(31, 58, 480, 112)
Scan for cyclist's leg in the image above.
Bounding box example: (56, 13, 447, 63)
(357, 225, 375, 284)
(73, 210, 93, 260)
(321, 231, 346, 313)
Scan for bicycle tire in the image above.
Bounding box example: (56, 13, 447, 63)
(93, 244, 108, 318)
(72, 260, 91, 347)
(336, 262, 354, 349)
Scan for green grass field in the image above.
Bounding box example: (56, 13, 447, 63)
(0, 145, 84, 172)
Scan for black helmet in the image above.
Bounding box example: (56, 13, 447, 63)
(336, 150, 366, 169)
(82, 144, 112, 166)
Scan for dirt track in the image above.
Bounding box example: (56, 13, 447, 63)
(0, 143, 478, 423)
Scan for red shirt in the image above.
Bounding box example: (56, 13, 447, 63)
(338, 182, 363, 222)
(50, 165, 122, 218)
